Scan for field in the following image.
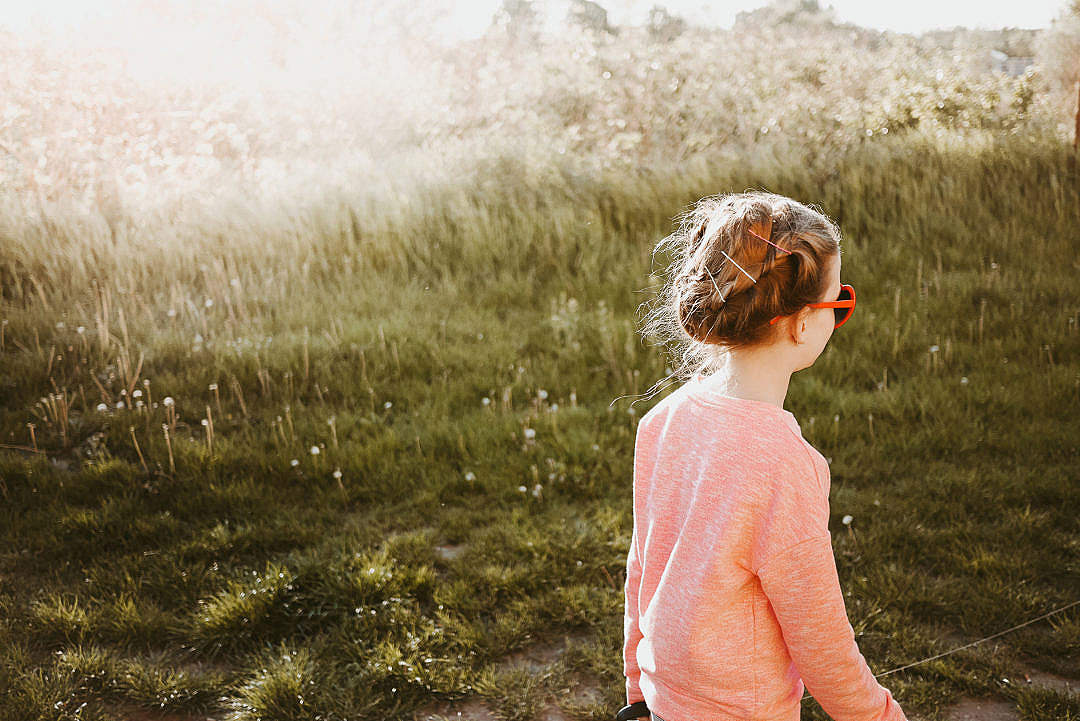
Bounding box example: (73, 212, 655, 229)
(2, 3, 1080, 720)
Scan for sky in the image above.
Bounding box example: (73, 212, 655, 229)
(0, 0, 1069, 40)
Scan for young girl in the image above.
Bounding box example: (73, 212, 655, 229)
(621, 192, 908, 721)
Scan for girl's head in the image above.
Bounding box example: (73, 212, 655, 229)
(640, 190, 843, 387)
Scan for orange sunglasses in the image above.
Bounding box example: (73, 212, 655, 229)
(769, 283, 856, 328)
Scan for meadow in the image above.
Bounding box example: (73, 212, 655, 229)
(1, 127, 1079, 720)
(2, 3, 1080, 719)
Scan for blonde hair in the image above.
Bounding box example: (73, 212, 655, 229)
(635, 190, 841, 400)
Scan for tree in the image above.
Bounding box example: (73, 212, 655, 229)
(568, 0, 617, 36)
(647, 5, 686, 43)
(1034, 2, 1080, 147)
(489, 0, 541, 44)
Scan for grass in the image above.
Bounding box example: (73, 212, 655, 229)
(0, 129, 1078, 720)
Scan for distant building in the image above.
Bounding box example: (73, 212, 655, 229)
(989, 49, 1033, 77)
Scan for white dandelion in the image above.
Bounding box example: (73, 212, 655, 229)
(310, 445, 320, 455)
(841, 515, 853, 525)
(523, 428, 536, 440)
(290, 459, 300, 467)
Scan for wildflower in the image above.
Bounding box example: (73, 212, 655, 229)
(523, 428, 536, 440)
(310, 445, 320, 455)
(135, 400, 144, 408)
(201, 419, 209, 426)
(290, 459, 300, 467)
(132, 389, 142, 398)
(481, 397, 491, 406)
(333, 469, 342, 479)
(841, 515, 853, 525)
(116, 401, 125, 409)
(464, 471, 476, 481)
(538, 389, 548, 400)
(518, 485, 527, 492)
(143, 379, 150, 387)
(96, 402, 108, 412)
(163, 397, 174, 407)
(384, 401, 392, 409)
(550, 403, 558, 412)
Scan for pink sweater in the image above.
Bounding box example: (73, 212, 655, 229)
(623, 372, 908, 721)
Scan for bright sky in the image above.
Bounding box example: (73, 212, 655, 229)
(0, 0, 1068, 39)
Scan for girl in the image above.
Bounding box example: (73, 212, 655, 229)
(621, 192, 908, 721)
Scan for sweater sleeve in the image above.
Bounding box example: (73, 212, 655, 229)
(623, 524, 646, 705)
(753, 453, 908, 721)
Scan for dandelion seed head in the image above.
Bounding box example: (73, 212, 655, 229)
(208, 383, 217, 391)
(518, 485, 527, 492)
(333, 469, 342, 479)
(538, 389, 548, 400)
(310, 445, 320, 455)
(115, 401, 125, 409)
(464, 471, 476, 481)
(96, 402, 108, 412)
(384, 401, 392, 409)
(204, 298, 213, 308)
(76, 326, 85, 334)
(842, 514, 853, 525)
(201, 419, 209, 426)
(163, 397, 174, 406)
(481, 397, 491, 406)
(132, 389, 142, 398)
(523, 428, 536, 440)
(290, 459, 300, 467)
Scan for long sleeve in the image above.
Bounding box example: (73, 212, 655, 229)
(623, 524, 646, 705)
(752, 451, 908, 721)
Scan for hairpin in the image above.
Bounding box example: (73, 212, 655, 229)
(720, 249, 757, 284)
(747, 227, 793, 255)
(702, 264, 726, 302)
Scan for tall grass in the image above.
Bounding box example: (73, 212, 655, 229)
(1, 130, 1078, 720)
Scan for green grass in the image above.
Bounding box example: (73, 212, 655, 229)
(1, 130, 1078, 720)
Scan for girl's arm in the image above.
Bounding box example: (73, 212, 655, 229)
(756, 532, 908, 721)
(622, 524, 646, 707)
(750, 449, 907, 721)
